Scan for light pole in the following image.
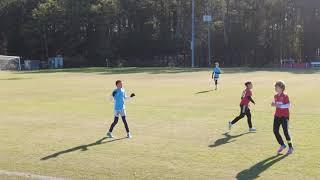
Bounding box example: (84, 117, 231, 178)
(203, 15, 213, 67)
(208, 22, 211, 66)
(191, 0, 195, 68)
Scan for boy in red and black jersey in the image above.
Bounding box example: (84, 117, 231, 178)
(229, 82, 256, 132)
(271, 81, 294, 155)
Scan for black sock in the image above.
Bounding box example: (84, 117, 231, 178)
(121, 116, 130, 133)
(109, 117, 119, 132)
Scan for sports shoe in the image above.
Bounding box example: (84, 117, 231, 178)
(228, 121, 232, 130)
(249, 128, 256, 132)
(277, 145, 287, 154)
(286, 147, 294, 155)
(106, 132, 113, 138)
(127, 132, 132, 139)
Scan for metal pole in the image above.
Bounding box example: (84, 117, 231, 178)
(18, 57, 21, 71)
(191, 0, 195, 68)
(208, 23, 211, 67)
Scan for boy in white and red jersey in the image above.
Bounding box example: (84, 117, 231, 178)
(271, 80, 294, 155)
(229, 81, 256, 132)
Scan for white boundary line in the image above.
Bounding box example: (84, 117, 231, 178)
(0, 170, 68, 180)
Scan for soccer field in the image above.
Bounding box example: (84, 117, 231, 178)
(0, 68, 319, 179)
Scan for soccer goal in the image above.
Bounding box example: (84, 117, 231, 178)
(0, 55, 21, 71)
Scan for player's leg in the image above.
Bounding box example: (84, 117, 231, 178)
(273, 117, 286, 153)
(229, 105, 246, 130)
(120, 110, 131, 138)
(214, 78, 218, 90)
(245, 108, 255, 131)
(281, 118, 294, 154)
(109, 116, 119, 132)
(121, 116, 131, 138)
(107, 111, 120, 138)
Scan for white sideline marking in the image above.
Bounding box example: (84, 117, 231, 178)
(0, 170, 68, 180)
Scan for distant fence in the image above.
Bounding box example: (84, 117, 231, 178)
(281, 60, 320, 69)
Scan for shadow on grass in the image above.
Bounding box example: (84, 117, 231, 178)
(16, 67, 209, 75)
(208, 132, 252, 148)
(236, 154, 288, 180)
(0, 77, 31, 80)
(40, 137, 127, 161)
(195, 90, 214, 94)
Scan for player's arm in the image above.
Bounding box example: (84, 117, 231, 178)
(109, 90, 116, 101)
(124, 92, 135, 100)
(271, 96, 277, 107)
(248, 96, 255, 104)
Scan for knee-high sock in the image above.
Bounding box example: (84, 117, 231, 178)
(232, 113, 245, 124)
(273, 117, 285, 145)
(109, 117, 119, 132)
(121, 116, 130, 133)
(282, 118, 293, 148)
(246, 110, 252, 128)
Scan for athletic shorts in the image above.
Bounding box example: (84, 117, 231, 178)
(114, 109, 126, 117)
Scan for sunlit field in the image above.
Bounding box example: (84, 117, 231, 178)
(0, 68, 319, 179)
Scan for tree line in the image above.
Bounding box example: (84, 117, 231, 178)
(0, 0, 319, 67)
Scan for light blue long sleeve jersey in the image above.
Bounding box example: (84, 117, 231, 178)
(112, 88, 129, 111)
(213, 67, 221, 78)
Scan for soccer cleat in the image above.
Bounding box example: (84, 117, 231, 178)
(249, 128, 256, 132)
(106, 132, 113, 138)
(286, 147, 294, 155)
(277, 145, 287, 154)
(127, 132, 132, 139)
(228, 121, 232, 130)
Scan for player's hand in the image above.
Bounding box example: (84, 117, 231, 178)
(271, 102, 276, 107)
(130, 93, 136, 97)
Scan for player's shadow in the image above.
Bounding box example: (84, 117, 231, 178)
(208, 132, 251, 148)
(195, 90, 213, 94)
(236, 154, 288, 180)
(40, 137, 127, 161)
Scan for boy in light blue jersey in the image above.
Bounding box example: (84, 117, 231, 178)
(107, 80, 135, 139)
(212, 62, 221, 90)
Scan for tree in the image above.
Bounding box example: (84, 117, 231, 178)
(1, 0, 319, 67)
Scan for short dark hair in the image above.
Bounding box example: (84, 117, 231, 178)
(245, 81, 252, 87)
(115, 80, 122, 85)
(275, 80, 285, 91)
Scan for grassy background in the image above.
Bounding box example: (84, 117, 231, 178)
(0, 68, 319, 179)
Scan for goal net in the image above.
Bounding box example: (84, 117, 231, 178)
(0, 55, 21, 70)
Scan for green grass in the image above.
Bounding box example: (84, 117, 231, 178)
(0, 68, 319, 179)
